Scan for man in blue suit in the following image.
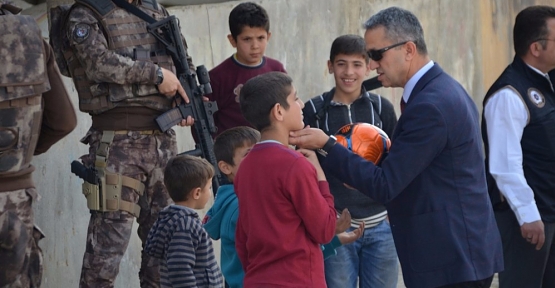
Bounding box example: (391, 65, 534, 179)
(290, 7, 503, 288)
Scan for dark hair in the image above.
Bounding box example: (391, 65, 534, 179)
(229, 2, 270, 40)
(240, 72, 292, 132)
(330, 34, 369, 63)
(363, 6, 428, 55)
(514, 6, 555, 57)
(214, 126, 260, 166)
(164, 155, 214, 202)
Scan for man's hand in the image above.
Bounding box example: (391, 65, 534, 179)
(178, 116, 194, 127)
(335, 208, 351, 234)
(337, 223, 365, 245)
(289, 127, 329, 150)
(158, 67, 189, 103)
(521, 220, 545, 250)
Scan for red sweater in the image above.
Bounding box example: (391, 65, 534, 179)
(234, 142, 336, 287)
(207, 56, 286, 137)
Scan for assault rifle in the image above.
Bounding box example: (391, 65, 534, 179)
(147, 16, 222, 192)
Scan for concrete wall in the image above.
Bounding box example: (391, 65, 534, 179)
(25, 0, 553, 287)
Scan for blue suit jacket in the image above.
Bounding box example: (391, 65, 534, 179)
(322, 64, 503, 287)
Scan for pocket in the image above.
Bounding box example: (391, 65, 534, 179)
(402, 209, 457, 272)
(0, 210, 30, 286)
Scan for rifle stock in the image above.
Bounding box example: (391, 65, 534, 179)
(148, 16, 223, 193)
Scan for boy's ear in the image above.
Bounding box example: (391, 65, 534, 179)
(365, 61, 371, 76)
(327, 60, 333, 74)
(227, 34, 237, 48)
(267, 31, 272, 42)
(270, 103, 284, 122)
(191, 187, 202, 200)
(218, 160, 233, 176)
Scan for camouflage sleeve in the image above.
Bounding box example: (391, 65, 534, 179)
(35, 40, 77, 155)
(66, 6, 158, 85)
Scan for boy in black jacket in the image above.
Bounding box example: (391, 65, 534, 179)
(303, 34, 398, 288)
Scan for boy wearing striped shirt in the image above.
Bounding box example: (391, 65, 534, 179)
(145, 155, 223, 288)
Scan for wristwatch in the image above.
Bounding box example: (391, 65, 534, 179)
(317, 135, 337, 157)
(154, 67, 164, 85)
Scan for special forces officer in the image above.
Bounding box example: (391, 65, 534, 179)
(61, 0, 194, 287)
(0, 2, 77, 287)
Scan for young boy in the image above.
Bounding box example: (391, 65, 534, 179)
(203, 126, 260, 288)
(145, 155, 224, 288)
(235, 72, 337, 287)
(303, 34, 399, 288)
(203, 126, 364, 287)
(208, 2, 286, 137)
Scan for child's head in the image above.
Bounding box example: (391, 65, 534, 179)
(227, 2, 271, 66)
(240, 72, 304, 133)
(328, 35, 371, 97)
(214, 126, 260, 183)
(164, 155, 214, 209)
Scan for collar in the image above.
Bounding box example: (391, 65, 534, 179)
(232, 53, 265, 68)
(527, 63, 554, 91)
(258, 140, 282, 145)
(330, 86, 369, 106)
(402, 60, 434, 103)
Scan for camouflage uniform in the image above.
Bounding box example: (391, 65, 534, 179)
(0, 2, 77, 287)
(78, 129, 176, 288)
(63, 1, 192, 287)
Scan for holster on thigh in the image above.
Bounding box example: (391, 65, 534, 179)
(80, 131, 145, 217)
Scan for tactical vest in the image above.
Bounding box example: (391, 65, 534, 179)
(482, 56, 555, 221)
(64, 0, 173, 115)
(0, 15, 49, 176)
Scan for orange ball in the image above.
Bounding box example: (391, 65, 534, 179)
(335, 123, 391, 165)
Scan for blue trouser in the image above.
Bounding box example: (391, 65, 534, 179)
(324, 220, 399, 288)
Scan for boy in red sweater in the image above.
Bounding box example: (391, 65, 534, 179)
(235, 72, 337, 287)
(207, 2, 286, 137)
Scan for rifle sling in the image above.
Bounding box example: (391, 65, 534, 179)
(111, 0, 156, 24)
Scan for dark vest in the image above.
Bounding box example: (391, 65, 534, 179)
(482, 56, 555, 222)
(0, 15, 48, 176)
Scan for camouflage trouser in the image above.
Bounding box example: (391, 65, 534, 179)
(78, 129, 176, 288)
(0, 188, 44, 288)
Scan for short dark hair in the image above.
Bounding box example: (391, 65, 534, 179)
(164, 155, 214, 202)
(214, 126, 260, 166)
(330, 34, 369, 63)
(363, 6, 428, 55)
(229, 2, 270, 40)
(514, 5, 555, 57)
(240, 72, 292, 132)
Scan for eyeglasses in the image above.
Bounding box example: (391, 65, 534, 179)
(536, 38, 555, 42)
(366, 41, 409, 61)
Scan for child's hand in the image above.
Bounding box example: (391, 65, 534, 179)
(337, 222, 365, 245)
(297, 148, 326, 181)
(335, 208, 351, 234)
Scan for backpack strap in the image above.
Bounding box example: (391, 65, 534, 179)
(306, 90, 334, 134)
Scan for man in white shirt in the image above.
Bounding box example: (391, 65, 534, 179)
(482, 5, 555, 288)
